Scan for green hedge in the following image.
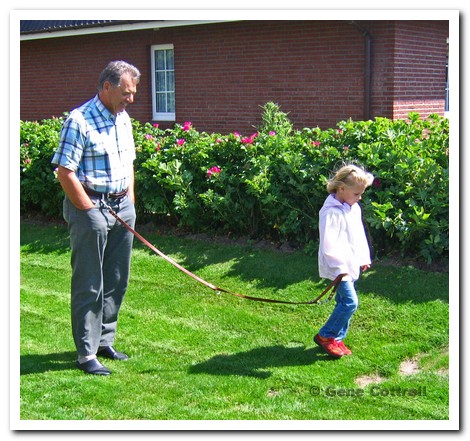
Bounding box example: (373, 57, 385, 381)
(20, 103, 449, 263)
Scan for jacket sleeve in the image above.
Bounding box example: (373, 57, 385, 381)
(353, 204, 372, 266)
(319, 209, 350, 276)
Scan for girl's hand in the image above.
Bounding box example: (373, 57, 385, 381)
(362, 264, 371, 272)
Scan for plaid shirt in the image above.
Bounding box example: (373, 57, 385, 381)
(52, 95, 136, 194)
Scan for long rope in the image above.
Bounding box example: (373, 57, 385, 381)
(105, 203, 344, 305)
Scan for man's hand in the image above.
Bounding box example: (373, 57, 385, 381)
(57, 166, 95, 210)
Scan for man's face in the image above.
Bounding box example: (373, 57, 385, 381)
(101, 73, 138, 115)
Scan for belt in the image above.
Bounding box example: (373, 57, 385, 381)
(83, 186, 128, 200)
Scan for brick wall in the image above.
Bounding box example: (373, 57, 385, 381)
(20, 20, 448, 134)
(391, 21, 448, 119)
(171, 20, 368, 133)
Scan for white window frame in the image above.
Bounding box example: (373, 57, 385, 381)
(151, 44, 175, 121)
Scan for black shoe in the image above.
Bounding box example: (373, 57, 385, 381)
(76, 358, 111, 376)
(97, 346, 129, 361)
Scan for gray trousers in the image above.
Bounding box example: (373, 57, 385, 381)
(63, 194, 135, 358)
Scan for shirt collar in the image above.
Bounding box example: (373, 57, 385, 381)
(93, 95, 116, 122)
(330, 194, 352, 212)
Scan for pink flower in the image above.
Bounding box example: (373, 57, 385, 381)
(233, 132, 241, 138)
(155, 143, 161, 151)
(241, 133, 259, 144)
(177, 138, 185, 146)
(152, 123, 159, 128)
(207, 166, 221, 178)
(372, 178, 381, 188)
(312, 141, 321, 147)
(269, 131, 276, 136)
(182, 121, 192, 131)
(145, 134, 155, 140)
(216, 138, 223, 143)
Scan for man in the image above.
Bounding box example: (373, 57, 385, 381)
(52, 60, 141, 375)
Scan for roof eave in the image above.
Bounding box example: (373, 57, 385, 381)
(20, 20, 239, 41)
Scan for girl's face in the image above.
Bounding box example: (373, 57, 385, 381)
(336, 182, 366, 206)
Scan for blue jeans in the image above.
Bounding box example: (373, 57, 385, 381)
(63, 194, 135, 358)
(319, 280, 358, 341)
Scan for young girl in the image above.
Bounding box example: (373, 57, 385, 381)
(314, 164, 374, 358)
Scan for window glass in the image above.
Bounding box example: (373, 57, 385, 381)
(152, 45, 175, 120)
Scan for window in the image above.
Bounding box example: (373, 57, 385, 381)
(151, 44, 175, 121)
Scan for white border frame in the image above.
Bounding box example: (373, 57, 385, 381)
(10, 7, 460, 433)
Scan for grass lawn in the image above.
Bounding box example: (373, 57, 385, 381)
(16, 220, 454, 429)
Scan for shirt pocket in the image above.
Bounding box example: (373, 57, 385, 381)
(117, 120, 136, 164)
(84, 130, 109, 158)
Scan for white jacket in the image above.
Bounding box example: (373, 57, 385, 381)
(318, 194, 371, 282)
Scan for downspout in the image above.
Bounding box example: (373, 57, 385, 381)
(350, 21, 372, 120)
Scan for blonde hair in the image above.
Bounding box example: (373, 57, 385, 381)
(327, 164, 374, 194)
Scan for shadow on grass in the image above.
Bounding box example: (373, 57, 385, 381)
(133, 229, 449, 304)
(189, 344, 332, 379)
(20, 220, 449, 304)
(357, 265, 449, 304)
(20, 222, 70, 255)
(134, 231, 321, 292)
(20, 351, 77, 375)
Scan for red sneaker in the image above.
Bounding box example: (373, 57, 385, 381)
(337, 341, 352, 356)
(314, 334, 343, 358)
